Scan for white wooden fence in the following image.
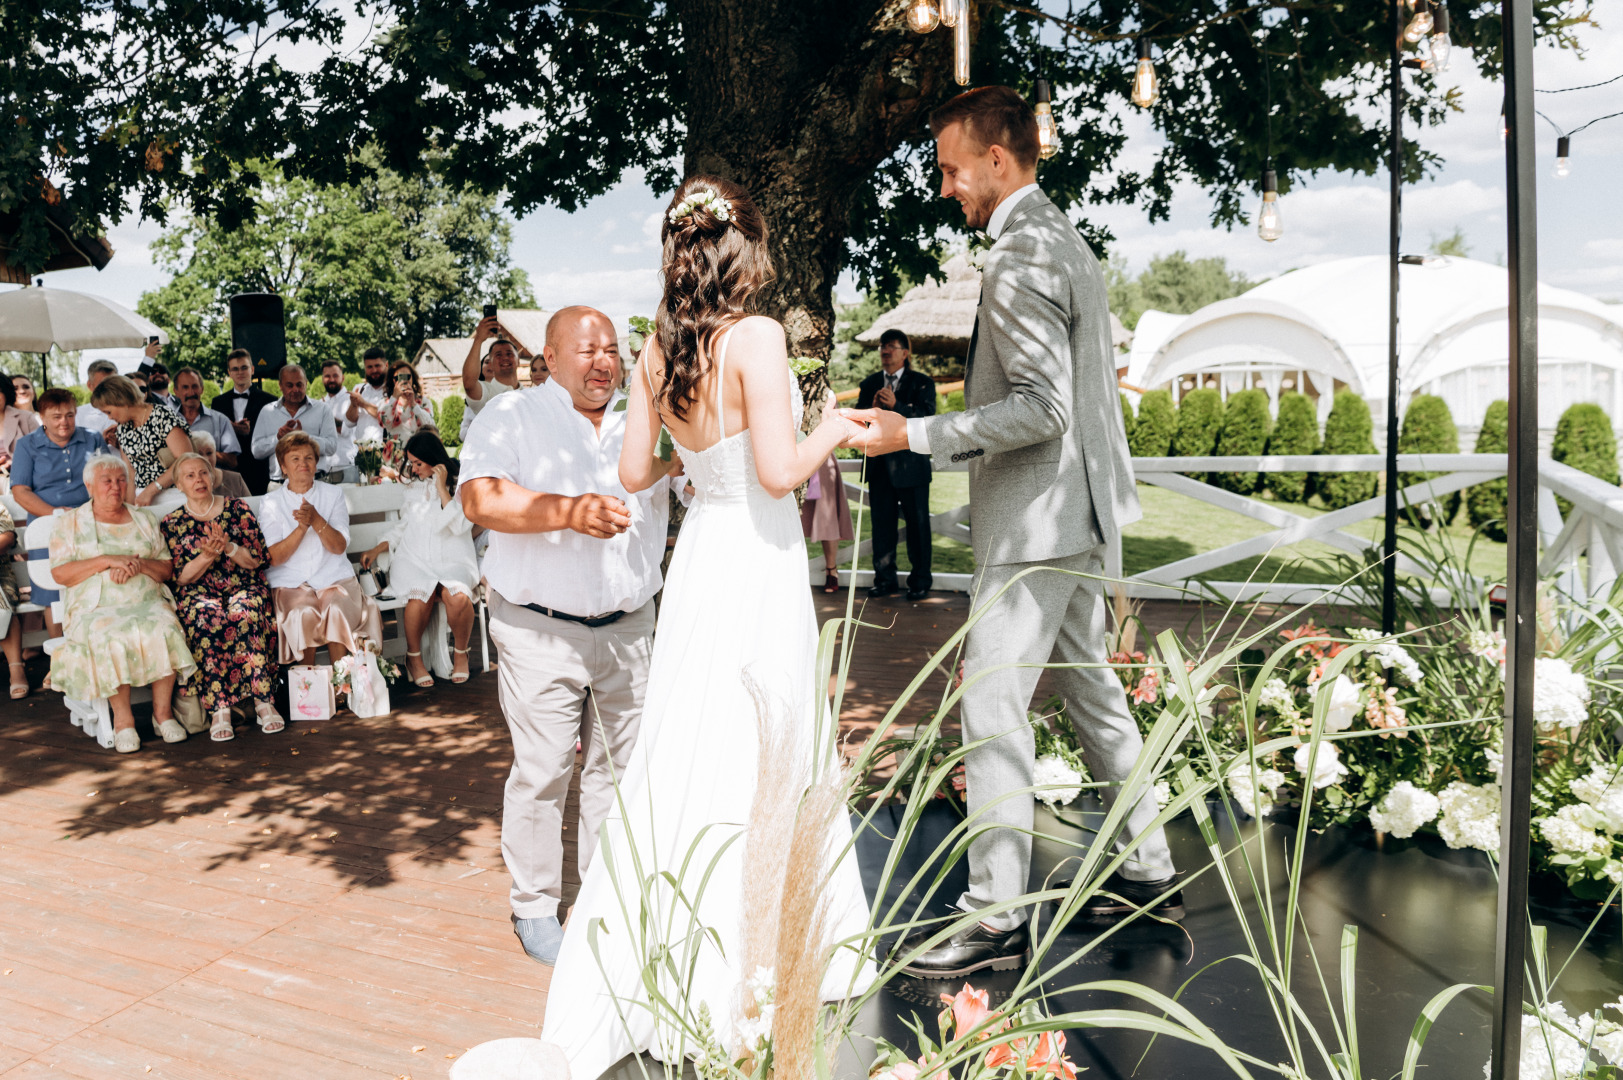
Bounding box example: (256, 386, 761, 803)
(814, 453, 1621, 605)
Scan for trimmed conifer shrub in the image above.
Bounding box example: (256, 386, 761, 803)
(1551, 401, 1620, 515)
(1466, 399, 1508, 541)
(1120, 392, 1135, 444)
(438, 395, 467, 447)
(1172, 388, 1224, 459)
(1316, 390, 1378, 510)
(1397, 393, 1460, 525)
(1129, 389, 1176, 458)
(1264, 392, 1320, 503)
(1213, 389, 1274, 493)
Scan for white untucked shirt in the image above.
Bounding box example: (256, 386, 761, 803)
(458, 380, 669, 617)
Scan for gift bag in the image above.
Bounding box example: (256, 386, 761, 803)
(346, 652, 392, 719)
(288, 665, 334, 721)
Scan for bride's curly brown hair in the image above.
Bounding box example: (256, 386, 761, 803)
(655, 175, 775, 423)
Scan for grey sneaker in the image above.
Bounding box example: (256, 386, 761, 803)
(513, 916, 563, 965)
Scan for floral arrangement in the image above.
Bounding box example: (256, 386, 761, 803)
(1500, 998, 1623, 1079)
(867, 984, 1079, 1080)
(330, 643, 402, 692)
(354, 436, 383, 480)
(669, 186, 733, 225)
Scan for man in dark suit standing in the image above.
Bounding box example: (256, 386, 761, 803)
(211, 347, 279, 495)
(856, 329, 937, 601)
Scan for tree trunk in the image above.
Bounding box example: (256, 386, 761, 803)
(678, 0, 954, 425)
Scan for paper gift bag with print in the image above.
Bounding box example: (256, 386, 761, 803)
(345, 651, 392, 719)
(288, 665, 334, 722)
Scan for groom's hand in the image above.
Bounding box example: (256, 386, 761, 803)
(840, 408, 911, 456)
(566, 493, 631, 538)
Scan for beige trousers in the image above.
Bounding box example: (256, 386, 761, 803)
(488, 592, 655, 921)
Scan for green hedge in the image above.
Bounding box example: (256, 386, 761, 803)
(438, 395, 467, 446)
(1466, 399, 1509, 541)
(1173, 388, 1224, 459)
(1265, 392, 1320, 503)
(1397, 393, 1460, 525)
(64, 384, 91, 406)
(1317, 391, 1378, 510)
(1552, 401, 1620, 515)
(1213, 389, 1273, 493)
(1129, 390, 1176, 458)
(1120, 392, 1135, 445)
(939, 389, 965, 413)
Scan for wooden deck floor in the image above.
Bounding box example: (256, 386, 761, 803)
(0, 591, 1230, 1078)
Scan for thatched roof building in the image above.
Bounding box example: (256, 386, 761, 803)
(856, 253, 1131, 357)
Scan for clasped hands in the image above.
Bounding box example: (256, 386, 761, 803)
(831, 403, 911, 457)
(103, 554, 144, 584)
(198, 521, 232, 560)
(292, 500, 328, 534)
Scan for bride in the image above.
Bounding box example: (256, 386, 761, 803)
(538, 176, 876, 1078)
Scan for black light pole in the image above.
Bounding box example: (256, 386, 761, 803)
(1489, 0, 1540, 1070)
(1381, 0, 1404, 636)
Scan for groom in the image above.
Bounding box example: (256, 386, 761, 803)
(846, 86, 1179, 978)
(460, 306, 671, 966)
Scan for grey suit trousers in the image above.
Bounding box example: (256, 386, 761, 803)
(957, 546, 1175, 930)
(489, 592, 655, 921)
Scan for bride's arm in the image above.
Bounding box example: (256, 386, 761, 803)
(736, 318, 853, 501)
(618, 344, 669, 494)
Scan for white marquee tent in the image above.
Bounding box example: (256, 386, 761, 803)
(1124, 255, 1623, 431)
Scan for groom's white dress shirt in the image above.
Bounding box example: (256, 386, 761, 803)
(905, 182, 1043, 459)
(459, 379, 669, 617)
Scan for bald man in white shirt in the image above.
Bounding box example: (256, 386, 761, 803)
(460, 305, 675, 967)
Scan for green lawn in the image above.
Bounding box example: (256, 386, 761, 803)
(810, 472, 1509, 585)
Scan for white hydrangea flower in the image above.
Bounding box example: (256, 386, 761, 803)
(1293, 741, 1349, 790)
(1570, 763, 1623, 833)
(1369, 781, 1441, 838)
(1321, 675, 1360, 733)
(1539, 804, 1613, 860)
(734, 1005, 775, 1051)
(1154, 779, 1172, 809)
(1258, 678, 1297, 716)
(1349, 627, 1424, 685)
(1534, 657, 1591, 731)
(1486, 1001, 1621, 1080)
(1227, 761, 1287, 817)
(1486, 747, 1504, 785)
(1464, 628, 1505, 664)
(1438, 781, 1502, 852)
(1033, 754, 1084, 808)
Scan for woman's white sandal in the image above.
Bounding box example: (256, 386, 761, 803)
(210, 709, 235, 742)
(405, 650, 434, 688)
(451, 647, 471, 685)
(254, 701, 286, 734)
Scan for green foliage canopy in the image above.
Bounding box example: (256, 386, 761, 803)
(1108, 251, 1257, 331)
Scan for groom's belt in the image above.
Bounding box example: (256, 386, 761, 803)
(521, 603, 626, 628)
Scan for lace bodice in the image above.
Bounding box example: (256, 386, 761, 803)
(672, 378, 802, 501)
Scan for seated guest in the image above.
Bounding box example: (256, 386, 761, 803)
(12, 374, 35, 413)
(11, 388, 109, 638)
(47, 454, 197, 753)
(0, 505, 27, 698)
(260, 431, 382, 669)
(360, 431, 478, 686)
(161, 453, 282, 742)
(250, 364, 339, 484)
(380, 361, 436, 474)
(0, 371, 41, 468)
(172, 367, 240, 468)
(189, 432, 250, 498)
(91, 374, 192, 506)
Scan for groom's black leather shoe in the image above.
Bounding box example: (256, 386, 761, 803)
(866, 581, 898, 599)
(905, 585, 930, 602)
(893, 920, 1030, 979)
(1059, 872, 1185, 922)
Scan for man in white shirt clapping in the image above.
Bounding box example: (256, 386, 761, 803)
(250, 364, 340, 483)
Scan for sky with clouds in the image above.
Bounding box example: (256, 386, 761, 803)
(29, 13, 1623, 334)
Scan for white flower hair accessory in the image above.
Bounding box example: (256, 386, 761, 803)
(667, 186, 733, 226)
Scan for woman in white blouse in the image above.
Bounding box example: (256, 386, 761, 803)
(259, 431, 382, 668)
(360, 431, 478, 686)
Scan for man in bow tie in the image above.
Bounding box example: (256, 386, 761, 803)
(854, 329, 937, 601)
(210, 348, 279, 494)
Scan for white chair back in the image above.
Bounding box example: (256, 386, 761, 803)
(24, 515, 59, 590)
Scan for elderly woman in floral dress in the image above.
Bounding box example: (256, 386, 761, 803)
(161, 453, 283, 742)
(48, 453, 197, 753)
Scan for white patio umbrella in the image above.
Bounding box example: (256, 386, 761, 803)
(0, 286, 168, 353)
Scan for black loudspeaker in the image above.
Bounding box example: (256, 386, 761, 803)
(228, 293, 286, 380)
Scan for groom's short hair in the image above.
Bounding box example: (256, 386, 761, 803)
(929, 86, 1040, 169)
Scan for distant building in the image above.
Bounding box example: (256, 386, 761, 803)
(412, 308, 556, 400)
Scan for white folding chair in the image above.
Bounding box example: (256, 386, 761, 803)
(24, 515, 115, 747)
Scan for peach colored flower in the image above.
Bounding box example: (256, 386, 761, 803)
(1364, 685, 1409, 739)
(1025, 1030, 1078, 1080)
(939, 984, 992, 1038)
(1131, 670, 1159, 704)
(1282, 621, 1330, 659)
(984, 1037, 1021, 1070)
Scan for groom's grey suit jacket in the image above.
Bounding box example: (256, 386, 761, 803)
(922, 189, 1141, 568)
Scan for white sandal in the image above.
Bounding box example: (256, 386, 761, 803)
(254, 701, 285, 734)
(210, 709, 235, 742)
(8, 660, 28, 700)
(451, 647, 471, 685)
(157, 718, 188, 743)
(405, 650, 434, 688)
(114, 728, 140, 754)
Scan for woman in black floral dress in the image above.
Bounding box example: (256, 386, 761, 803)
(92, 374, 192, 506)
(161, 454, 282, 742)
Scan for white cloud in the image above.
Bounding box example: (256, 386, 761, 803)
(529, 268, 662, 331)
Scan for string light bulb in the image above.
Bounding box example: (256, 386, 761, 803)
(1403, 0, 1434, 43)
(1034, 78, 1059, 160)
(1130, 38, 1159, 108)
(941, 0, 960, 28)
(1257, 169, 1284, 242)
(1428, 5, 1453, 72)
(953, 5, 970, 85)
(1554, 135, 1571, 178)
(906, 0, 940, 33)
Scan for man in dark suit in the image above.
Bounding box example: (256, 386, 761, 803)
(211, 347, 279, 495)
(856, 329, 937, 601)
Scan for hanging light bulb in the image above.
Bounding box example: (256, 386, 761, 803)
(1428, 5, 1453, 72)
(941, 0, 960, 29)
(1257, 169, 1284, 242)
(1034, 78, 1059, 160)
(953, 5, 970, 85)
(1403, 0, 1434, 43)
(1554, 135, 1571, 178)
(1130, 38, 1159, 108)
(906, 0, 940, 33)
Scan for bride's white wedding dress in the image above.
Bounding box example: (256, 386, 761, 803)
(540, 330, 874, 1079)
